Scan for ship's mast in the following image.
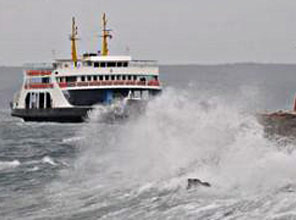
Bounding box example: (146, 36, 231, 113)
(70, 17, 78, 67)
(101, 13, 112, 56)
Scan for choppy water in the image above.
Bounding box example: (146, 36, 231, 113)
(2, 64, 296, 219)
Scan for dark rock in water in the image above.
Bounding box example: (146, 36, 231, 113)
(223, 210, 234, 217)
(187, 178, 211, 190)
(257, 111, 296, 137)
(279, 184, 295, 193)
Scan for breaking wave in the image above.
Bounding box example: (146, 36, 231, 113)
(70, 87, 296, 195)
(0, 160, 20, 171)
(42, 156, 57, 166)
(34, 86, 296, 219)
(0, 156, 60, 173)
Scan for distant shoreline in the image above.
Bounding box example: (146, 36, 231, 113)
(2, 62, 296, 69)
(161, 62, 296, 67)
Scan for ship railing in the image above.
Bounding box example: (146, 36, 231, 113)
(24, 63, 54, 70)
(34, 60, 157, 69)
(24, 83, 54, 89)
(58, 80, 161, 88)
(26, 70, 52, 76)
(54, 60, 81, 69)
(129, 60, 158, 68)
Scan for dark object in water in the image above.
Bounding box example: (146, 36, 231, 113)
(187, 178, 211, 190)
(257, 97, 296, 137)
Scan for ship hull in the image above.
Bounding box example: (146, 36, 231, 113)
(11, 107, 91, 123)
(11, 98, 147, 123)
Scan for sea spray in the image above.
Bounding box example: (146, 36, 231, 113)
(36, 86, 296, 219)
(69, 87, 293, 193)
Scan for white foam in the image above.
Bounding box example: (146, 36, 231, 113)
(0, 160, 20, 170)
(62, 136, 83, 143)
(42, 156, 57, 166)
(28, 166, 40, 172)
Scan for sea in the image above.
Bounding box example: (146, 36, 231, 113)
(2, 64, 296, 219)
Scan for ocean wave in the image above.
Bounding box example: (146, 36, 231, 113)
(19, 85, 296, 219)
(42, 156, 57, 166)
(27, 166, 40, 172)
(62, 136, 83, 143)
(0, 159, 20, 170)
(68, 87, 296, 195)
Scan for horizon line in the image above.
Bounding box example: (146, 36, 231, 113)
(2, 61, 296, 68)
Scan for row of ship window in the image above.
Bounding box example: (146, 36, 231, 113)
(55, 61, 129, 69)
(56, 75, 158, 83)
(85, 61, 129, 68)
(27, 77, 51, 84)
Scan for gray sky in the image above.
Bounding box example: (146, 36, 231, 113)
(1, 0, 296, 66)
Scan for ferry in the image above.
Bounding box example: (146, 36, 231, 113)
(11, 14, 162, 122)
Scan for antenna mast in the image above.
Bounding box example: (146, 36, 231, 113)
(70, 17, 78, 67)
(101, 13, 112, 56)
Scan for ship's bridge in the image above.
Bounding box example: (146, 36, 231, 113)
(81, 55, 131, 68)
(84, 55, 132, 62)
(53, 54, 159, 76)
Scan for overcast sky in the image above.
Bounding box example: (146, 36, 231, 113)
(1, 0, 296, 66)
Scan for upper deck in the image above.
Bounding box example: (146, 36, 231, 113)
(22, 55, 161, 90)
(24, 57, 159, 77)
(50, 55, 159, 76)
